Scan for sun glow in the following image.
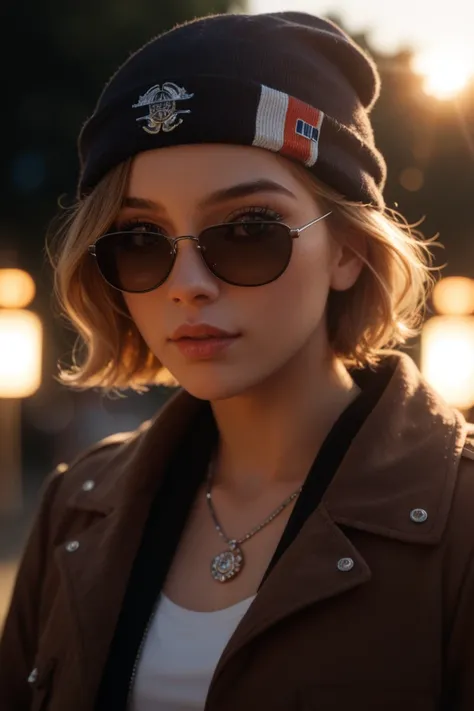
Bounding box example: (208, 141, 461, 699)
(412, 48, 474, 100)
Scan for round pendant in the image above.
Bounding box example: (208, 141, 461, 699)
(211, 543, 244, 583)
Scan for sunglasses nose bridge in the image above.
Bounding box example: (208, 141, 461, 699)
(170, 234, 201, 253)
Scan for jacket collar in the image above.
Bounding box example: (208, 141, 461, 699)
(68, 352, 466, 545)
(325, 353, 465, 544)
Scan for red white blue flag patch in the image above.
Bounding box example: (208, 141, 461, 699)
(252, 85, 324, 167)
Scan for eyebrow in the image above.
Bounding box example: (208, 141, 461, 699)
(121, 179, 297, 212)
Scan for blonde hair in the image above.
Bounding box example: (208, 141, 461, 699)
(47, 157, 436, 394)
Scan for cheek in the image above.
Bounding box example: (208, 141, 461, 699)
(261, 237, 333, 329)
(123, 293, 164, 341)
(230, 236, 333, 372)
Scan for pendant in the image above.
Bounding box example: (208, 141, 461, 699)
(211, 540, 244, 583)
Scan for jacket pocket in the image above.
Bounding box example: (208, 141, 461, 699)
(28, 657, 57, 711)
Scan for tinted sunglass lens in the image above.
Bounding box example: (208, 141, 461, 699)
(200, 222, 292, 286)
(95, 232, 174, 292)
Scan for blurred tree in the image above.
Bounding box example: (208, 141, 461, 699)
(0, 0, 245, 270)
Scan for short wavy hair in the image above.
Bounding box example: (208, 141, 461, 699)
(47, 157, 435, 393)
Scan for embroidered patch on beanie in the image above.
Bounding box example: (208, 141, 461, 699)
(132, 82, 195, 134)
(253, 85, 324, 168)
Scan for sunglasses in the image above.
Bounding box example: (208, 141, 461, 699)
(88, 211, 332, 293)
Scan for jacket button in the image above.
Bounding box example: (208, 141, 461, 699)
(28, 668, 38, 684)
(410, 508, 428, 523)
(65, 541, 80, 552)
(56, 462, 69, 474)
(82, 480, 95, 491)
(337, 557, 354, 572)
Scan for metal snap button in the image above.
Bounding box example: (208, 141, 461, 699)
(56, 462, 69, 474)
(28, 668, 38, 684)
(410, 508, 428, 524)
(65, 541, 80, 553)
(82, 480, 95, 492)
(337, 557, 355, 572)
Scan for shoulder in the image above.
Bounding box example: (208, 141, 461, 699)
(42, 418, 153, 510)
(455, 427, 474, 500)
(461, 429, 474, 461)
(443, 426, 474, 549)
(452, 426, 474, 495)
(455, 429, 474, 511)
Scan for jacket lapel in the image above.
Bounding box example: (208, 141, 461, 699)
(212, 502, 371, 682)
(54, 506, 144, 704)
(54, 388, 205, 706)
(211, 354, 466, 687)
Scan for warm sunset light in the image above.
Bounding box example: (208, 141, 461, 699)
(0, 310, 43, 397)
(412, 48, 474, 100)
(421, 316, 474, 410)
(432, 277, 474, 316)
(0, 269, 36, 309)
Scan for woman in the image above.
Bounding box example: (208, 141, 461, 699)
(2, 10, 474, 711)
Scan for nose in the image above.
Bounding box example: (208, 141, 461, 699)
(166, 236, 220, 304)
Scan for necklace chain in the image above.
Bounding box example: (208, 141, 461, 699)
(206, 455, 303, 547)
(206, 454, 303, 582)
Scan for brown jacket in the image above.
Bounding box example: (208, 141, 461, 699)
(2, 353, 474, 711)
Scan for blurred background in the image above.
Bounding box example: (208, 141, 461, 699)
(1, 0, 473, 625)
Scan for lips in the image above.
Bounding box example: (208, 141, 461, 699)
(178, 335, 221, 340)
(170, 323, 240, 341)
(172, 334, 239, 359)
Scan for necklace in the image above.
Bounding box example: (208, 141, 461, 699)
(206, 455, 303, 583)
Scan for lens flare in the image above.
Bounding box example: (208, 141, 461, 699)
(412, 48, 474, 100)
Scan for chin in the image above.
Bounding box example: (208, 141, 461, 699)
(174, 375, 248, 402)
(164, 364, 264, 402)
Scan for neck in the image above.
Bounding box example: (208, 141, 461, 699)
(209, 339, 360, 500)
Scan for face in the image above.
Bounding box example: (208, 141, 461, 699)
(116, 144, 361, 400)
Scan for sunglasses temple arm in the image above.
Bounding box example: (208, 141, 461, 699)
(293, 211, 333, 236)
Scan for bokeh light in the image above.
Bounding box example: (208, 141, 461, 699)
(12, 151, 46, 193)
(432, 277, 474, 316)
(399, 167, 424, 192)
(421, 316, 474, 410)
(0, 310, 43, 397)
(0, 269, 36, 309)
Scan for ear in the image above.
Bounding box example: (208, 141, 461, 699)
(329, 236, 365, 292)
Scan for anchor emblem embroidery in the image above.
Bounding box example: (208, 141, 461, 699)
(132, 82, 194, 134)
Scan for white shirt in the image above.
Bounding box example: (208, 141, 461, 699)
(131, 593, 256, 711)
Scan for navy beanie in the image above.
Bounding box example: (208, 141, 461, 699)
(78, 12, 387, 208)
